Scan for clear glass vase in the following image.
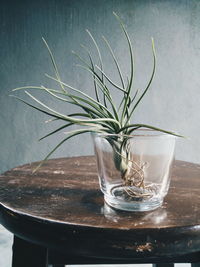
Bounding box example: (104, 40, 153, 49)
(92, 130, 176, 212)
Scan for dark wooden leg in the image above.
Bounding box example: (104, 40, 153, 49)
(12, 235, 48, 267)
(153, 264, 174, 267)
(191, 264, 200, 267)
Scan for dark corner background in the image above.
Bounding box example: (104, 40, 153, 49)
(0, 0, 200, 173)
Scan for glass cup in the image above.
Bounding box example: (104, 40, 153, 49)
(92, 130, 176, 212)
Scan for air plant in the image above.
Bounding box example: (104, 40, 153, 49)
(11, 12, 182, 195)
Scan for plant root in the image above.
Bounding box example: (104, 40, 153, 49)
(111, 158, 156, 200)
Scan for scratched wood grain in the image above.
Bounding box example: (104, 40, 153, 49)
(0, 156, 200, 261)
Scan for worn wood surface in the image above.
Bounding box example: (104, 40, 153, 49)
(0, 156, 200, 262)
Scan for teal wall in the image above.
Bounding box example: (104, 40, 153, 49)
(1, 0, 200, 173)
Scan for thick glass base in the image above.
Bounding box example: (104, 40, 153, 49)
(104, 194, 163, 212)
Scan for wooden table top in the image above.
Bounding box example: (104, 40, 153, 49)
(0, 156, 200, 261)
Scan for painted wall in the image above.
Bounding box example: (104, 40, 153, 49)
(1, 0, 200, 173)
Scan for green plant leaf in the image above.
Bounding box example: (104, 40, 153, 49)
(113, 12, 135, 125)
(86, 29, 107, 107)
(10, 95, 67, 121)
(102, 35, 125, 89)
(42, 37, 66, 93)
(125, 38, 156, 126)
(95, 65, 126, 93)
(75, 64, 119, 121)
(119, 123, 184, 138)
(33, 127, 105, 173)
(23, 91, 121, 128)
(39, 122, 74, 141)
(45, 74, 114, 118)
(80, 44, 101, 104)
(41, 86, 105, 118)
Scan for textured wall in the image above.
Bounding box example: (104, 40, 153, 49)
(1, 0, 200, 173)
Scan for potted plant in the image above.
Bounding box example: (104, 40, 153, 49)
(11, 12, 182, 211)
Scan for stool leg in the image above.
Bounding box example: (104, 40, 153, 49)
(153, 264, 174, 267)
(12, 235, 48, 267)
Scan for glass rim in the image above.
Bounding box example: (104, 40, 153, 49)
(93, 129, 177, 139)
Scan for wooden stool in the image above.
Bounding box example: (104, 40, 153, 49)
(0, 156, 200, 267)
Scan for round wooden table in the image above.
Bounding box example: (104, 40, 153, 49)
(0, 156, 200, 267)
